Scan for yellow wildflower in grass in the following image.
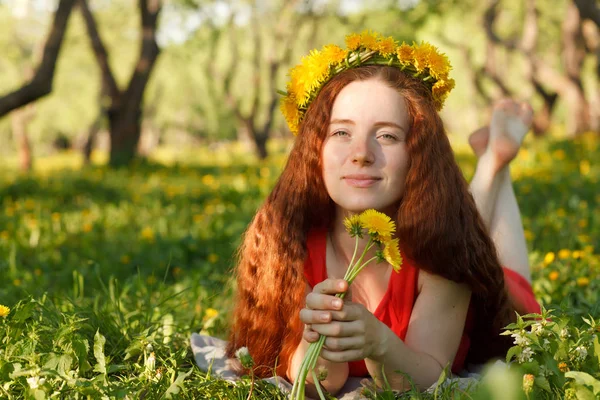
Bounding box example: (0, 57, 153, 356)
(121, 255, 131, 264)
(146, 275, 157, 285)
(577, 277, 590, 287)
(0, 305, 10, 318)
(558, 362, 569, 372)
(544, 252, 555, 265)
(51, 212, 61, 222)
(553, 149, 566, 160)
(0, 231, 8, 240)
(549, 271, 559, 281)
(13, 279, 21, 287)
(83, 223, 93, 233)
(204, 308, 219, 321)
(383, 238, 403, 272)
(345, 33, 361, 50)
(558, 249, 571, 259)
(34, 268, 42, 276)
(580, 160, 590, 176)
(524, 230, 533, 240)
(578, 219, 588, 228)
(572, 250, 582, 259)
(141, 227, 155, 241)
(359, 209, 396, 238)
(208, 253, 219, 263)
(556, 208, 566, 217)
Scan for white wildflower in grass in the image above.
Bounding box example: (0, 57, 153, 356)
(511, 331, 530, 347)
(574, 345, 588, 362)
(145, 352, 156, 373)
(146, 343, 154, 352)
(517, 347, 534, 363)
(27, 376, 45, 389)
(530, 323, 543, 336)
(560, 328, 570, 339)
(316, 365, 328, 382)
(542, 339, 551, 351)
(235, 346, 255, 369)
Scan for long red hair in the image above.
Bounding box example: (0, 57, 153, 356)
(226, 65, 514, 377)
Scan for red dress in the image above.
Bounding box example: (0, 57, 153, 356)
(303, 227, 541, 377)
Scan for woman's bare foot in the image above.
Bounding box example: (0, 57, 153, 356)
(468, 126, 490, 159)
(484, 99, 533, 171)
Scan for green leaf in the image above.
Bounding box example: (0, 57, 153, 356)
(165, 368, 193, 398)
(573, 385, 596, 400)
(534, 376, 551, 393)
(12, 301, 36, 323)
(72, 338, 92, 374)
(506, 346, 519, 363)
(93, 330, 107, 375)
(565, 371, 600, 395)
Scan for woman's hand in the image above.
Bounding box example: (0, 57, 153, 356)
(299, 278, 384, 362)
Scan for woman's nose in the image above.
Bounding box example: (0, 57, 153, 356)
(351, 138, 375, 166)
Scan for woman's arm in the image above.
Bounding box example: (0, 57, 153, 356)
(365, 271, 471, 390)
(309, 272, 471, 392)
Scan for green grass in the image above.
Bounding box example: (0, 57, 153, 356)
(0, 134, 598, 399)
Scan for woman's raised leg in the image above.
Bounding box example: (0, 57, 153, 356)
(468, 100, 534, 282)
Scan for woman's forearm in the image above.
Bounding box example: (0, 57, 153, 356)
(365, 325, 443, 392)
(287, 337, 349, 396)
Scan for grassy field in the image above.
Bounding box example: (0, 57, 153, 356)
(0, 135, 598, 399)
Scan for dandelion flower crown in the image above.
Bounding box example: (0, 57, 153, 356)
(279, 30, 455, 135)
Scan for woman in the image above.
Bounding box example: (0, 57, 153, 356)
(226, 32, 540, 395)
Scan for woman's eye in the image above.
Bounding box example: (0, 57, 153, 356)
(378, 133, 397, 141)
(332, 130, 349, 137)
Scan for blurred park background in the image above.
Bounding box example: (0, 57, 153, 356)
(0, 0, 599, 399)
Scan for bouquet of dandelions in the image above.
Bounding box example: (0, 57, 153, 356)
(290, 209, 403, 400)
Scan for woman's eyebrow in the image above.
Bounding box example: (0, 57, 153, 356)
(330, 118, 355, 125)
(374, 121, 405, 131)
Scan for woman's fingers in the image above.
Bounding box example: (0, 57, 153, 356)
(310, 320, 363, 337)
(299, 308, 332, 324)
(305, 293, 343, 311)
(312, 279, 348, 295)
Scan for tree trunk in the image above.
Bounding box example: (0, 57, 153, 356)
(562, 0, 591, 135)
(108, 108, 142, 167)
(11, 107, 34, 172)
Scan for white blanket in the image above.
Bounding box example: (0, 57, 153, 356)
(190, 333, 485, 399)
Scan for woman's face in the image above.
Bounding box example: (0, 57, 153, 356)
(322, 78, 410, 215)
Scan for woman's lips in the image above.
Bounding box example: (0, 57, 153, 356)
(343, 176, 381, 188)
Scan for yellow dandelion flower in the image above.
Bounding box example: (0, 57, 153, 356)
(427, 47, 451, 80)
(558, 362, 569, 372)
(359, 209, 396, 238)
(302, 49, 331, 92)
(432, 78, 455, 110)
(208, 253, 219, 263)
(556, 208, 566, 217)
(146, 275, 157, 285)
(383, 238, 403, 272)
(543, 252, 555, 265)
(141, 227, 155, 241)
(83, 223, 93, 233)
(345, 33, 362, 51)
(280, 96, 301, 135)
(343, 214, 363, 234)
(412, 42, 434, 72)
(359, 30, 379, 51)
(376, 36, 398, 57)
(204, 308, 219, 320)
(578, 219, 588, 228)
(577, 277, 590, 287)
(549, 271, 559, 281)
(0, 231, 8, 240)
(288, 64, 309, 103)
(572, 250, 582, 259)
(580, 160, 590, 176)
(0, 305, 10, 318)
(396, 42, 414, 64)
(321, 44, 347, 66)
(121, 255, 131, 264)
(558, 249, 571, 259)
